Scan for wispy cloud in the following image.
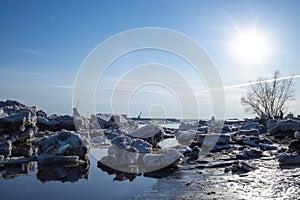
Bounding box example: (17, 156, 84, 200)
(195, 74, 300, 95)
(48, 84, 101, 91)
(225, 74, 300, 89)
(17, 71, 47, 77)
(48, 84, 170, 96)
(17, 48, 41, 55)
(48, 84, 75, 89)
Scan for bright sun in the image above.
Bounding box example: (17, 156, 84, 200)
(233, 30, 269, 64)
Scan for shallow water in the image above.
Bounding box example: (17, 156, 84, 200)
(0, 149, 156, 200)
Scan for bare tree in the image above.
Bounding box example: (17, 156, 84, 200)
(241, 70, 294, 118)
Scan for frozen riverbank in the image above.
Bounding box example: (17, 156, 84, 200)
(1, 100, 300, 199)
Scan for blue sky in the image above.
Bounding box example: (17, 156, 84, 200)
(0, 0, 300, 119)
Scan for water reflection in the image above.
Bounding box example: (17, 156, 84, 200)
(97, 161, 141, 181)
(97, 145, 179, 181)
(37, 161, 90, 183)
(0, 162, 35, 180)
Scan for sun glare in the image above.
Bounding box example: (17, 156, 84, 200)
(232, 30, 269, 64)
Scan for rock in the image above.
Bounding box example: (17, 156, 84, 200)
(212, 144, 233, 152)
(202, 161, 234, 168)
(259, 137, 273, 144)
(294, 131, 300, 141)
(89, 129, 106, 144)
(238, 129, 259, 136)
(96, 113, 114, 128)
(0, 126, 37, 143)
(240, 122, 266, 134)
(259, 114, 268, 126)
(36, 110, 47, 118)
(196, 133, 230, 145)
(225, 119, 244, 125)
(277, 153, 300, 164)
(129, 124, 164, 147)
(107, 145, 139, 165)
(176, 145, 192, 155)
(0, 100, 26, 115)
(37, 117, 60, 131)
(37, 154, 81, 164)
(225, 160, 257, 173)
(130, 139, 153, 153)
(105, 129, 124, 140)
(74, 116, 93, 131)
(11, 127, 37, 143)
(198, 126, 209, 132)
(267, 119, 278, 132)
(222, 125, 233, 133)
(143, 148, 183, 171)
(0, 108, 6, 118)
(111, 135, 152, 153)
(184, 146, 200, 159)
(0, 100, 26, 108)
(0, 105, 37, 143)
(242, 149, 263, 158)
(198, 120, 207, 126)
(105, 129, 154, 153)
(176, 130, 197, 145)
(231, 160, 257, 172)
(269, 119, 300, 135)
(38, 130, 89, 160)
(232, 135, 249, 144)
(259, 143, 277, 151)
(37, 115, 76, 131)
(89, 114, 101, 129)
(288, 140, 300, 154)
(0, 140, 12, 157)
(11, 142, 35, 157)
(179, 121, 198, 131)
(0, 107, 36, 133)
(55, 115, 76, 130)
(244, 140, 259, 147)
(96, 114, 137, 130)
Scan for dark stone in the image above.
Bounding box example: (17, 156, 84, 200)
(269, 119, 300, 135)
(38, 130, 89, 160)
(129, 124, 164, 148)
(37, 154, 81, 164)
(0, 140, 12, 157)
(196, 133, 231, 145)
(37, 115, 76, 131)
(288, 140, 300, 154)
(259, 143, 277, 151)
(277, 153, 300, 164)
(239, 129, 259, 136)
(11, 142, 35, 157)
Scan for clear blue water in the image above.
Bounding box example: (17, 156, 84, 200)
(0, 123, 180, 200)
(0, 149, 156, 200)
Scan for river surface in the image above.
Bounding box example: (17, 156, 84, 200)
(0, 149, 156, 200)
